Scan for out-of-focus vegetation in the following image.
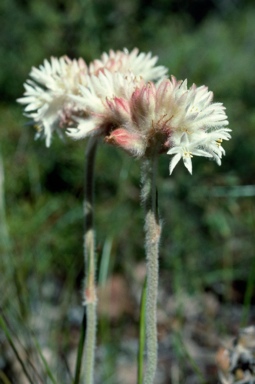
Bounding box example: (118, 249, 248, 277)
(1, 0, 255, 383)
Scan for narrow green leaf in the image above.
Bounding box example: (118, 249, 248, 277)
(174, 331, 206, 384)
(32, 334, 58, 384)
(0, 314, 34, 384)
(0, 370, 12, 384)
(241, 256, 255, 326)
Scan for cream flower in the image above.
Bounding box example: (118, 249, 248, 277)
(67, 71, 145, 140)
(68, 74, 231, 173)
(18, 49, 167, 147)
(17, 56, 88, 147)
(108, 77, 230, 173)
(88, 48, 168, 81)
(168, 133, 213, 174)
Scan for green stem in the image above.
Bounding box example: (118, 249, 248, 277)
(73, 137, 98, 384)
(141, 158, 161, 384)
(84, 137, 98, 384)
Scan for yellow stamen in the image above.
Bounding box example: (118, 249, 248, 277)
(184, 151, 193, 158)
(34, 124, 41, 132)
(182, 128, 191, 134)
(216, 138, 223, 147)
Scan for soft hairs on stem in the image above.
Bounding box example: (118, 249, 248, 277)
(141, 158, 162, 384)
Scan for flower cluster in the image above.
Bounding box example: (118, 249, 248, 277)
(18, 48, 231, 173)
(17, 56, 88, 147)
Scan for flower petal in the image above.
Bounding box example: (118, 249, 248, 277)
(169, 153, 182, 174)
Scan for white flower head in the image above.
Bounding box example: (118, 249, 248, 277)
(68, 74, 231, 173)
(89, 48, 168, 82)
(67, 70, 145, 141)
(162, 78, 231, 173)
(18, 50, 231, 172)
(18, 49, 167, 147)
(17, 56, 88, 147)
(67, 48, 168, 142)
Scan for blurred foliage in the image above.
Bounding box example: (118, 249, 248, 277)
(1, 0, 255, 382)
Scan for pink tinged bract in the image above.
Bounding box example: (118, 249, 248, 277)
(105, 128, 145, 156)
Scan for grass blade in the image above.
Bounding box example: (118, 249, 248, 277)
(241, 255, 255, 326)
(32, 334, 58, 384)
(0, 313, 34, 384)
(0, 371, 12, 384)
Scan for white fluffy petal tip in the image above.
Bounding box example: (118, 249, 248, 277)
(183, 156, 192, 174)
(66, 128, 86, 140)
(169, 153, 182, 175)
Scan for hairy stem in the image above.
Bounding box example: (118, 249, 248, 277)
(84, 137, 98, 384)
(137, 277, 147, 384)
(141, 157, 162, 384)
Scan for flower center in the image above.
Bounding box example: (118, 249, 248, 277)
(183, 150, 193, 158)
